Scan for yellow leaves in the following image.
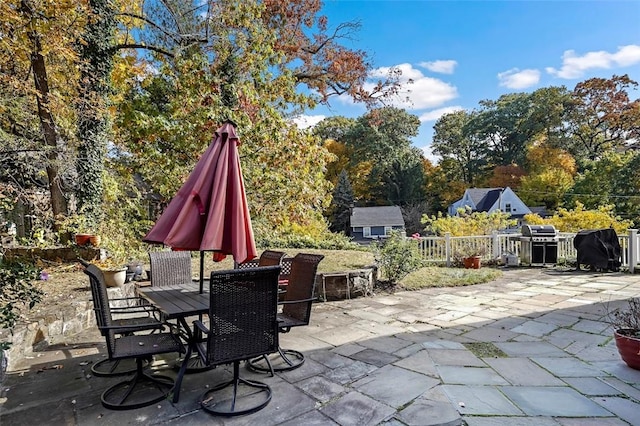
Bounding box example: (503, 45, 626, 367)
(524, 202, 632, 234)
(526, 143, 576, 176)
(519, 169, 574, 210)
(422, 209, 517, 237)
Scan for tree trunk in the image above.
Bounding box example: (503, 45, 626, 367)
(25, 2, 68, 223)
(76, 0, 116, 223)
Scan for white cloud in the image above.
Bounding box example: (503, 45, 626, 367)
(419, 144, 441, 164)
(546, 44, 640, 79)
(418, 106, 464, 122)
(367, 63, 458, 110)
(419, 60, 458, 74)
(291, 114, 325, 129)
(497, 68, 541, 89)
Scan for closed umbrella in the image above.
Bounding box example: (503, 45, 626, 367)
(144, 121, 258, 292)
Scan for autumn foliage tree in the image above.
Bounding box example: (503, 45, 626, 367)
(110, 0, 401, 243)
(567, 74, 640, 163)
(0, 0, 90, 238)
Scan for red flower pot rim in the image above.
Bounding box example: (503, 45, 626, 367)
(615, 328, 640, 338)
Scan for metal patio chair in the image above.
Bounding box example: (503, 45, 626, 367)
(81, 262, 165, 377)
(173, 266, 281, 416)
(247, 253, 324, 375)
(83, 265, 184, 410)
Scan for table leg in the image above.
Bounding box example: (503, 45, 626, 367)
(175, 316, 213, 373)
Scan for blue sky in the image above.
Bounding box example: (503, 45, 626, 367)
(294, 0, 640, 161)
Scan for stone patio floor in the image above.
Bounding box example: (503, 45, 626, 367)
(1, 267, 639, 425)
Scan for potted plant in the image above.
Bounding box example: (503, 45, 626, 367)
(92, 256, 128, 287)
(454, 242, 487, 269)
(608, 297, 640, 370)
(91, 238, 130, 287)
(57, 214, 100, 247)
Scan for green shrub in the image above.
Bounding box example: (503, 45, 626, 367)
(255, 229, 361, 250)
(0, 261, 44, 349)
(374, 231, 425, 283)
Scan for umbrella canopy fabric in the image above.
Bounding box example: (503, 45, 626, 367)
(144, 122, 257, 264)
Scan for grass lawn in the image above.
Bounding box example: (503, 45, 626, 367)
(400, 266, 503, 290)
(206, 248, 503, 291)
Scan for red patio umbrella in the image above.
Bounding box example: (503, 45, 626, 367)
(143, 121, 258, 291)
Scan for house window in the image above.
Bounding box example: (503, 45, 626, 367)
(363, 227, 371, 237)
(505, 203, 512, 213)
(384, 226, 392, 236)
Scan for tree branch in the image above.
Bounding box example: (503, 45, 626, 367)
(114, 43, 174, 58)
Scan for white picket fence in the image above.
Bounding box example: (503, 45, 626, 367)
(415, 229, 640, 272)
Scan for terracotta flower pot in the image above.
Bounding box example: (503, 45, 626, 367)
(463, 256, 481, 269)
(614, 329, 640, 370)
(75, 233, 92, 246)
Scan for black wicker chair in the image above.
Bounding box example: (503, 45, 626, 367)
(234, 249, 285, 269)
(148, 251, 192, 287)
(83, 265, 184, 410)
(278, 256, 294, 283)
(247, 253, 324, 375)
(173, 266, 281, 416)
(235, 251, 290, 297)
(82, 263, 165, 377)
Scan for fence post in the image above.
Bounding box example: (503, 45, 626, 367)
(629, 229, 637, 273)
(492, 230, 500, 259)
(445, 232, 451, 267)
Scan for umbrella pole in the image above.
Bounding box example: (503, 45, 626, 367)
(199, 250, 205, 294)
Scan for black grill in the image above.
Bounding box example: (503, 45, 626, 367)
(520, 225, 559, 266)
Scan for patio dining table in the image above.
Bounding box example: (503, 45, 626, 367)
(137, 282, 208, 327)
(136, 282, 211, 389)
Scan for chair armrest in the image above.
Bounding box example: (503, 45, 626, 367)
(97, 323, 160, 333)
(109, 296, 147, 305)
(193, 320, 210, 335)
(110, 305, 158, 316)
(278, 297, 318, 305)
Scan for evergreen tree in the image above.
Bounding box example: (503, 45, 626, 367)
(329, 170, 355, 234)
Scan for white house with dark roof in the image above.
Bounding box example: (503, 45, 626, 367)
(448, 187, 531, 226)
(350, 206, 405, 241)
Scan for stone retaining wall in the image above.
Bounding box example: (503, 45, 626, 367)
(2, 246, 102, 263)
(0, 283, 136, 373)
(316, 267, 377, 301)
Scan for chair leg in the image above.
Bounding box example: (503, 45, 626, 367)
(101, 357, 174, 410)
(246, 346, 305, 374)
(172, 343, 192, 403)
(200, 361, 272, 416)
(91, 357, 149, 377)
(246, 354, 275, 376)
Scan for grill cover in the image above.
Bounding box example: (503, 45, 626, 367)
(573, 229, 621, 271)
(521, 225, 558, 238)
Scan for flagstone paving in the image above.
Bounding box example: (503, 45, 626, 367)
(1, 267, 640, 425)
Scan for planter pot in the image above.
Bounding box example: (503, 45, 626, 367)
(75, 234, 92, 246)
(463, 256, 481, 269)
(103, 268, 127, 287)
(614, 329, 640, 370)
(89, 235, 101, 247)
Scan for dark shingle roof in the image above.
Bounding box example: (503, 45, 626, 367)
(351, 206, 405, 227)
(475, 189, 501, 211)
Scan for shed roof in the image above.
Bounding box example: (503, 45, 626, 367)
(351, 206, 405, 227)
